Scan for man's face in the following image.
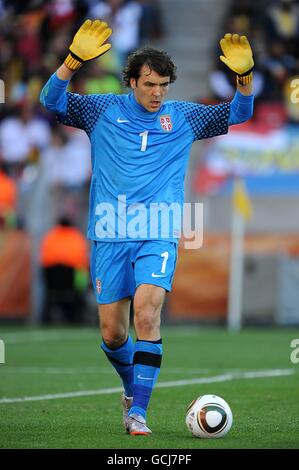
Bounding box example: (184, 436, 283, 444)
(130, 64, 170, 112)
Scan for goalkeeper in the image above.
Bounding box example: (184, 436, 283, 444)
(40, 21, 254, 436)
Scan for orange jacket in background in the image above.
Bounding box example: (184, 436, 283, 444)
(40, 225, 89, 270)
(0, 170, 17, 212)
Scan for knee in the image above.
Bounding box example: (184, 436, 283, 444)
(101, 327, 127, 350)
(134, 299, 160, 332)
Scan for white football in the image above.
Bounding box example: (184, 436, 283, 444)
(185, 394, 233, 438)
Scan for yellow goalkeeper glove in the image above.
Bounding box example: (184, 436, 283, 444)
(219, 34, 254, 85)
(64, 19, 112, 72)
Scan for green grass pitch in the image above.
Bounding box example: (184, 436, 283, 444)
(0, 325, 298, 449)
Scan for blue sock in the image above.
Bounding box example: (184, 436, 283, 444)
(129, 338, 162, 420)
(101, 336, 134, 397)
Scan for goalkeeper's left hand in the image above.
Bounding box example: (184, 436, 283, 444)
(219, 33, 254, 75)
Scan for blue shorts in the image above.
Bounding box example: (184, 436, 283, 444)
(90, 240, 178, 304)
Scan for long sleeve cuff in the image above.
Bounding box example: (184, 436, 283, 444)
(228, 90, 254, 126)
(40, 72, 70, 114)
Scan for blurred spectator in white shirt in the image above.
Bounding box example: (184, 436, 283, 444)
(41, 126, 91, 189)
(40, 125, 91, 231)
(0, 103, 51, 177)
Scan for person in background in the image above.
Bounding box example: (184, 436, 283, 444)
(40, 215, 89, 324)
(0, 162, 17, 229)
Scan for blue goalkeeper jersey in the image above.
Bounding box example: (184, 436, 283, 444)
(40, 74, 253, 242)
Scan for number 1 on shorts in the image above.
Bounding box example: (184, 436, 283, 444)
(160, 251, 169, 274)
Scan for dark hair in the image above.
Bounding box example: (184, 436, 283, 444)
(122, 47, 177, 87)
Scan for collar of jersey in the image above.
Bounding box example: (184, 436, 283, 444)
(123, 92, 163, 121)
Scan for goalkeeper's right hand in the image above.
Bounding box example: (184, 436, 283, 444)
(64, 19, 112, 72)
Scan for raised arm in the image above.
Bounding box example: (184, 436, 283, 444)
(219, 33, 254, 125)
(40, 19, 112, 113)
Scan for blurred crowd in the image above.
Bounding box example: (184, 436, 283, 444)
(3, 0, 298, 231)
(0, 0, 164, 322)
(209, 0, 299, 122)
(0, 0, 164, 229)
(1, 0, 298, 322)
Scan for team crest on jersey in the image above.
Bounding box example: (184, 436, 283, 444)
(96, 279, 102, 294)
(160, 114, 172, 132)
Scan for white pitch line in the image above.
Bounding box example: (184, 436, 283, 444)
(0, 367, 112, 375)
(0, 387, 123, 404)
(1, 332, 98, 344)
(0, 369, 294, 405)
(0, 328, 201, 344)
(0, 366, 212, 375)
